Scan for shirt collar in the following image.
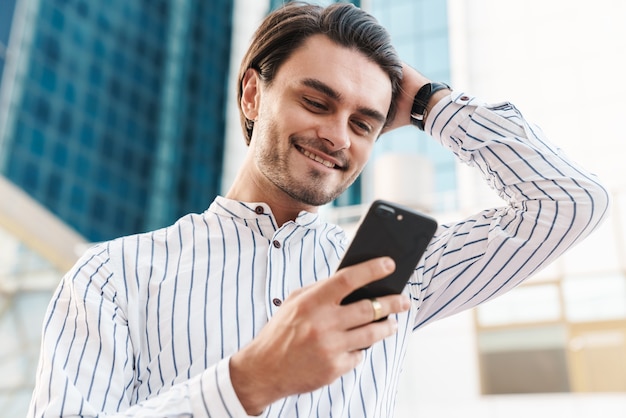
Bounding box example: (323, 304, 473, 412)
(207, 196, 322, 230)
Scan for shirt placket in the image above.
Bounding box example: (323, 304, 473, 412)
(265, 223, 305, 319)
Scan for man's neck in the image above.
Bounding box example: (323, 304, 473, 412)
(225, 176, 316, 228)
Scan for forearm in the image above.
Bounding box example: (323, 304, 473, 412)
(30, 357, 249, 418)
(117, 359, 254, 418)
(383, 64, 450, 133)
(411, 93, 610, 327)
(428, 93, 609, 214)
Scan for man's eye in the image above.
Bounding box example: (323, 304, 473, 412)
(303, 98, 326, 111)
(352, 120, 372, 135)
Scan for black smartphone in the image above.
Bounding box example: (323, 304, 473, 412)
(339, 200, 438, 306)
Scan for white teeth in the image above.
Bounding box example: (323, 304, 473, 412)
(301, 149, 335, 168)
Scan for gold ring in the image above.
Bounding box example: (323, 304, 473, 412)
(370, 298, 383, 322)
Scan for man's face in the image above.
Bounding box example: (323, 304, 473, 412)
(243, 34, 393, 207)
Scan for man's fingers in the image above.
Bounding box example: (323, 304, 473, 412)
(344, 294, 410, 328)
(346, 316, 400, 352)
(328, 257, 395, 303)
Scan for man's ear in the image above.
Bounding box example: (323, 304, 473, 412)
(241, 68, 261, 121)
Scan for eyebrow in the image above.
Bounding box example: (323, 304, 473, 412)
(301, 78, 387, 125)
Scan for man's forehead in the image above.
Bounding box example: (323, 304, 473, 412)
(275, 35, 392, 98)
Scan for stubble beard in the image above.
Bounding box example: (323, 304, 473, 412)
(255, 122, 359, 207)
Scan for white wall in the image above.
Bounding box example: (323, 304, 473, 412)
(448, 0, 626, 193)
(395, 1, 626, 416)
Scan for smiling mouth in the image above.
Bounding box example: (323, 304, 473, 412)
(298, 146, 338, 169)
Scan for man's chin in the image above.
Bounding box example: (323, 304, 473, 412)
(288, 192, 335, 207)
(284, 185, 343, 207)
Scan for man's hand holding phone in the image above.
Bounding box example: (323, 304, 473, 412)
(230, 200, 435, 414)
(229, 256, 410, 415)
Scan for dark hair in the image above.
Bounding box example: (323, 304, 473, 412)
(237, 2, 403, 145)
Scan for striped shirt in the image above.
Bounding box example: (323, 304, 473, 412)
(28, 92, 610, 417)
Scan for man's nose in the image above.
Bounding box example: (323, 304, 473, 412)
(317, 116, 351, 151)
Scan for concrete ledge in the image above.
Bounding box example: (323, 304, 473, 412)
(0, 175, 87, 272)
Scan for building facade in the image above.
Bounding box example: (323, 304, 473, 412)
(0, 0, 233, 242)
(0, 0, 18, 82)
(367, 0, 457, 213)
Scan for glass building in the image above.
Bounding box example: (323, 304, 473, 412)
(368, 0, 456, 212)
(0, 0, 233, 242)
(0, 1, 18, 82)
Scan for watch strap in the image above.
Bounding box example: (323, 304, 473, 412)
(410, 82, 450, 130)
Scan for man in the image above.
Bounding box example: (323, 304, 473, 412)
(28, 2, 609, 417)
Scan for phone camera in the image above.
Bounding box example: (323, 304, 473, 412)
(375, 205, 395, 218)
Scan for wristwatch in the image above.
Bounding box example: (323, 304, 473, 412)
(410, 82, 450, 130)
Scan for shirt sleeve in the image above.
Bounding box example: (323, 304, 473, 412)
(411, 91, 611, 329)
(27, 243, 257, 418)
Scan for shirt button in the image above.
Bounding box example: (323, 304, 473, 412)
(459, 95, 470, 101)
(272, 298, 282, 306)
(272, 240, 281, 249)
(255, 206, 264, 214)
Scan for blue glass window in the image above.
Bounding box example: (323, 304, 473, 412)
(70, 185, 85, 211)
(30, 129, 45, 156)
(40, 66, 57, 92)
(57, 109, 73, 135)
(32, 96, 51, 124)
(1, 0, 232, 241)
(79, 123, 95, 148)
(52, 142, 68, 166)
(46, 171, 62, 202)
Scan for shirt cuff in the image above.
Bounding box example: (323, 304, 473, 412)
(189, 356, 262, 418)
(425, 90, 481, 138)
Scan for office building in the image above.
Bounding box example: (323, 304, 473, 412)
(0, 0, 233, 242)
(0, 1, 18, 82)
